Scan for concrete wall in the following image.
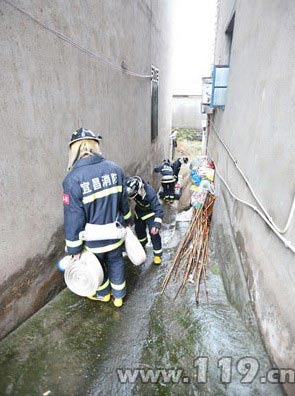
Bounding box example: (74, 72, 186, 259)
(0, 0, 173, 338)
(172, 95, 203, 129)
(209, 1, 295, 394)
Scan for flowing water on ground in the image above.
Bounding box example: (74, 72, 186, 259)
(0, 207, 284, 396)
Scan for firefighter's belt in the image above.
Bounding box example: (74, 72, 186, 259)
(79, 221, 127, 241)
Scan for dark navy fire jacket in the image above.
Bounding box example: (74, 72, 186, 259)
(134, 181, 164, 228)
(154, 162, 175, 183)
(62, 155, 131, 255)
(172, 158, 182, 179)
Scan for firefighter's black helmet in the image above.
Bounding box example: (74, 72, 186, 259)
(125, 176, 143, 198)
(69, 127, 102, 146)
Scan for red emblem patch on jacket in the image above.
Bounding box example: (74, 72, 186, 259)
(63, 193, 70, 205)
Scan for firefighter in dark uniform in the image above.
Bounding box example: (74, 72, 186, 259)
(172, 157, 189, 184)
(154, 159, 175, 202)
(62, 128, 132, 307)
(125, 176, 164, 265)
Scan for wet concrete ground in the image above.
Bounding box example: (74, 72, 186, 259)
(0, 206, 284, 396)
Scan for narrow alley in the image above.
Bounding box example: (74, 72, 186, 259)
(1, 1, 295, 395)
(0, 205, 283, 396)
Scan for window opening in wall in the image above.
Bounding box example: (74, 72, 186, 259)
(225, 13, 235, 64)
(151, 66, 159, 142)
(210, 13, 235, 109)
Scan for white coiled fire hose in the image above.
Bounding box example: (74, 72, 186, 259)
(59, 225, 146, 297)
(60, 251, 104, 296)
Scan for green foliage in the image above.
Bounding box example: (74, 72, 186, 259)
(174, 128, 202, 141)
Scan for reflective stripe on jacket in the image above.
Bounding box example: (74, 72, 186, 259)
(134, 181, 163, 225)
(154, 163, 175, 183)
(63, 154, 131, 255)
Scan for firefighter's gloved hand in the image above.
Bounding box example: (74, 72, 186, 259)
(128, 217, 134, 227)
(150, 226, 159, 235)
(124, 218, 133, 228)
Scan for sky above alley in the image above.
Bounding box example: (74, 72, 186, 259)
(171, 0, 217, 95)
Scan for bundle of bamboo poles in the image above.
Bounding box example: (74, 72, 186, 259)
(161, 193, 215, 304)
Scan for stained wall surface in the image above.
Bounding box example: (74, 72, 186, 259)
(209, 1, 295, 394)
(0, 0, 173, 338)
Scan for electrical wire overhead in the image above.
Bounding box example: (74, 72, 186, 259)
(3, 0, 152, 79)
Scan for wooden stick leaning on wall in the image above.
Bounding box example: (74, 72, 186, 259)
(161, 194, 215, 304)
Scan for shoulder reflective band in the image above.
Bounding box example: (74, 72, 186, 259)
(82, 186, 123, 204)
(66, 239, 83, 248)
(154, 217, 162, 224)
(135, 199, 150, 208)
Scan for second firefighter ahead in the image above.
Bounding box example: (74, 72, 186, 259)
(125, 176, 163, 265)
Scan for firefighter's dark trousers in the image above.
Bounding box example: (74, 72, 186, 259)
(94, 246, 126, 298)
(161, 181, 175, 202)
(135, 216, 162, 257)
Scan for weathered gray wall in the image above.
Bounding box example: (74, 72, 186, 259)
(172, 95, 203, 129)
(209, 1, 295, 394)
(0, 0, 173, 338)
